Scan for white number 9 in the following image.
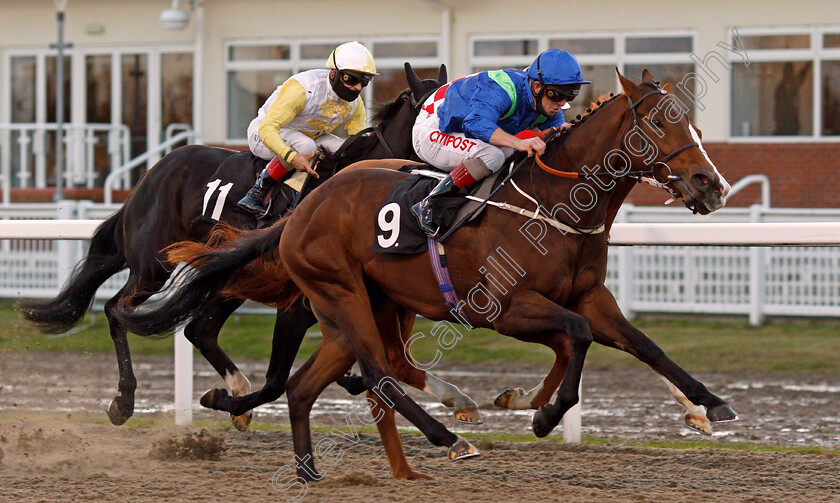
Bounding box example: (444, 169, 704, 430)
(377, 203, 401, 248)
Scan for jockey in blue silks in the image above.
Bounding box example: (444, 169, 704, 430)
(411, 49, 590, 236)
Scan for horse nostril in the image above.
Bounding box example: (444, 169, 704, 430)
(714, 185, 723, 196)
(692, 174, 711, 189)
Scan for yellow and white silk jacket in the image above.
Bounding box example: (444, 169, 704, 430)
(252, 69, 366, 162)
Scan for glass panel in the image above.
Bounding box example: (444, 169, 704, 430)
(822, 61, 840, 136)
(549, 38, 614, 54)
(46, 55, 72, 123)
(86, 55, 112, 186)
(824, 34, 840, 49)
(474, 39, 538, 57)
(122, 53, 148, 167)
(228, 45, 290, 61)
(371, 67, 438, 105)
(10, 56, 36, 123)
(626, 36, 692, 53)
(731, 61, 813, 136)
(301, 43, 335, 60)
(227, 70, 291, 139)
(161, 53, 193, 130)
(85, 55, 111, 123)
(624, 63, 695, 117)
(564, 65, 618, 122)
(373, 41, 437, 58)
(740, 34, 810, 50)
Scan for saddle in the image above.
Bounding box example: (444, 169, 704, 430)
(371, 164, 505, 255)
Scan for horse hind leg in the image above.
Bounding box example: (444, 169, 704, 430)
(103, 271, 168, 425)
(495, 334, 570, 411)
(366, 389, 432, 480)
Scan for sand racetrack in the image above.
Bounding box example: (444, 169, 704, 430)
(1, 352, 838, 502)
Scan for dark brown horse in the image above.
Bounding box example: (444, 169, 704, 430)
(116, 70, 738, 479)
(19, 64, 456, 431)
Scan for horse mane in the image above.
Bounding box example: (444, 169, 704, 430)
(372, 90, 411, 125)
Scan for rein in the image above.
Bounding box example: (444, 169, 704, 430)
(534, 84, 699, 183)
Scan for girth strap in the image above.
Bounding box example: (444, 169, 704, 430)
(427, 237, 473, 326)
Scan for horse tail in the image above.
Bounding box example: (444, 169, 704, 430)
(18, 207, 127, 333)
(115, 218, 300, 337)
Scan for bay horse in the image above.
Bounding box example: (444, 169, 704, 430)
(115, 70, 738, 479)
(19, 64, 479, 433)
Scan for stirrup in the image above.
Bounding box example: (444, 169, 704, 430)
(411, 200, 440, 238)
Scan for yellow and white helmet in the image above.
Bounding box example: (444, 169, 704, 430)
(326, 41, 378, 76)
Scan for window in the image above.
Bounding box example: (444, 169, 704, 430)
(225, 38, 439, 142)
(471, 32, 695, 121)
(730, 27, 840, 139)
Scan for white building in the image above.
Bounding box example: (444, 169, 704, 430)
(1, 0, 839, 204)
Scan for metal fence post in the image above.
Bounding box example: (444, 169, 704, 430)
(55, 200, 78, 288)
(174, 324, 194, 426)
(749, 204, 766, 326)
(616, 205, 635, 319)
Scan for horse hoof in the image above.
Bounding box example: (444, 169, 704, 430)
(229, 411, 253, 432)
(448, 437, 480, 461)
(685, 414, 713, 436)
(707, 404, 739, 423)
(200, 388, 229, 410)
(107, 398, 133, 426)
(336, 373, 367, 396)
(396, 470, 434, 480)
(494, 387, 526, 410)
(454, 406, 483, 425)
(531, 405, 558, 438)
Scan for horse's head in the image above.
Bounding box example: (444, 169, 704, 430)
(405, 62, 447, 110)
(617, 69, 730, 214)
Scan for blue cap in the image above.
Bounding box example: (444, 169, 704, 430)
(525, 49, 591, 85)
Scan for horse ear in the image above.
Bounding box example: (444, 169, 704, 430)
(662, 83, 673, 93)
(405, 62, 423, 95)
(616, 67, 637, 96)
(438, 64, 448, 84)
(642, 69, 657, 85)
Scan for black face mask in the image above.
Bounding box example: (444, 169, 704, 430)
(329, 70, 362, 102)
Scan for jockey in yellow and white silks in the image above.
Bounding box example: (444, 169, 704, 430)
(238, 41, 378, 215)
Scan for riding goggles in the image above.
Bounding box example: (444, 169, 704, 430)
(340, 70, 374, 87)
(544, 85, 580, 103)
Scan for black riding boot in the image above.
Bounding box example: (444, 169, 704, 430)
(411, 174, 460, 237)
(237, 168, 278, 215)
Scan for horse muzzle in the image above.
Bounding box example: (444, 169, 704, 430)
(672, 172, 730, 215)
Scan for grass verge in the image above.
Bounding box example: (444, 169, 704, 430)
(3, 302, 840, 373)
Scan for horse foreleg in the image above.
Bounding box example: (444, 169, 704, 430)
(576, 285, 738, 430)
(493, 290, 593, 438)
(495, 335, 570, 411)
(366, 390, 432, 480)
(182, 296, 253, 431)
(652, 369, 712, 435)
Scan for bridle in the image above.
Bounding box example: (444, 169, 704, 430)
(514, 82, 703, 232)
(534, 82, 699, 185)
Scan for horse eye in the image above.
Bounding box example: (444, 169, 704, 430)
(652, 119, 664, 128)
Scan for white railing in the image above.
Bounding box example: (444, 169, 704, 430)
(0, 123, 131, 202)
(103, 129, 196, 204)
(2, 202, 840, 323)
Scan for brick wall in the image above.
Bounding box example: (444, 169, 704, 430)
(625, 142, 840, 208)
